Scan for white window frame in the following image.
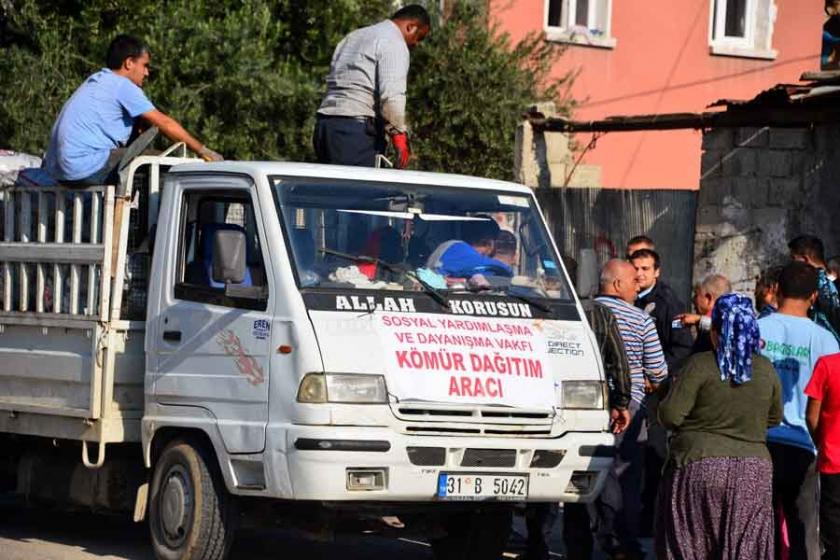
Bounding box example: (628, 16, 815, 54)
(709, 0, 777, 60)
(712, 0, 756, 48)
(544, 0, 616, 49)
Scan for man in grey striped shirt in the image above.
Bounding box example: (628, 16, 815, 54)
(314, 5, 430, 169)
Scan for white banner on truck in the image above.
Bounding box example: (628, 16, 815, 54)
(374, 312, 556, 408)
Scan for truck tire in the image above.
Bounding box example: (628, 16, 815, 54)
(149, 439, 236, 560)
(430, 509, 513, 560)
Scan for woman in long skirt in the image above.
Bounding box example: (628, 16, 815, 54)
(655, 293, 783, 559)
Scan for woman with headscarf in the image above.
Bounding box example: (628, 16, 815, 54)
(655, 293, 783, 559)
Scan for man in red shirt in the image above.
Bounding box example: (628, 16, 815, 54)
(805, 352, 840, 559)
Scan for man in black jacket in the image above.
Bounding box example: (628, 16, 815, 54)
(629, 247, 691, 540)
(629, 248, 692, 371)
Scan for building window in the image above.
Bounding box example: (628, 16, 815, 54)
(544, 0, 616, 49)
(710, 0, 777, 60)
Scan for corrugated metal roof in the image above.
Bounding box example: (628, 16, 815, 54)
(530, 72, 840, 133)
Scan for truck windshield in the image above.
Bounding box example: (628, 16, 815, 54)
(271, 176, 573, 301)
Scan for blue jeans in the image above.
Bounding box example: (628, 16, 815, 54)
(66, 148, 125, 186)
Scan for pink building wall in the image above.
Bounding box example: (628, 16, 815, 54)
(491, 0, 824, 189)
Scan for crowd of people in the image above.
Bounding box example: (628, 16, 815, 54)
(523, 234, 840, 560)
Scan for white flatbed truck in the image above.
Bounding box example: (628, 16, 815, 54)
(0, 151, 614, 560)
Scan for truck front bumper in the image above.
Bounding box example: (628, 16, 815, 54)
(261, 425, 614, 503)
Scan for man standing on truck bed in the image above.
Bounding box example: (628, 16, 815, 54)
(44, 34, 222, 185)
(313, 5, 430, 169)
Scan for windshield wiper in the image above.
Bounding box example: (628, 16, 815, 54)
(496, 286, 554, 314)
(505, 290, 554, 314)
(318, 248, 449, 308)
(462, 281, 554, 314)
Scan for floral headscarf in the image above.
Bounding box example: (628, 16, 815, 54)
(711, 293, 761, 385)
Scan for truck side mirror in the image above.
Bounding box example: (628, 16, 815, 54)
(576, 248, 599, 298)
(212, 229, 246, 285)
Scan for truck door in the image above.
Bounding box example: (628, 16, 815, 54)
(152, 180, 272, 453)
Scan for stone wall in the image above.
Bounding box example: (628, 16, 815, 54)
(694, 125, 840, 294)
(514, 103, 602, 189)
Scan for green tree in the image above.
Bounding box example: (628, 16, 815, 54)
(0, 1, 572, 181)
(410, 2, 573, 180)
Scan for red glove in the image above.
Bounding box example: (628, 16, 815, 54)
(391, 133, 410, 169)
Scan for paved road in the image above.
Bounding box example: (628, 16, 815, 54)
(0, 496, 652, 559)
(0, 504, 436, 560)
(1, 496, 532, 560)
(0, 494, 440, 560)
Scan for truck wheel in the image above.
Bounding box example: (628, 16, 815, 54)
(149, 439, 236, 560)
(430, 509, 513, 560)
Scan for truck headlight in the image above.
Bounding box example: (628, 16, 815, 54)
(562, 381, 605, 409)
(297, 373, 388, 404)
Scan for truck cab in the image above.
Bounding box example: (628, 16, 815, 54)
(143, 161, 612, 557)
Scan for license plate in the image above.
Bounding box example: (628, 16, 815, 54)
(436, 473, 529, 501)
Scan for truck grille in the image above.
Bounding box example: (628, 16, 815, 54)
(405, 447, 565, 469)
(396, 406, 552, 422)
(461, 448, 517, 468)
(407, 446, 446, 466)
(392, 404, 555, 438)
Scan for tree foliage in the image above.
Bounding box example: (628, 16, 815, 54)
(410, 2, 573, 179)
(0, 0, 572, 180)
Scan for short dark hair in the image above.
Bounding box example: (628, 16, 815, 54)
(629, 248, 660, 270)
(755, 265, 783, 307)
(495, 230, 517, 255)
(756, 265, 783, 292)
(627, 235, 654, 248)
(106, 35, 149, 70)
(392, 4, 431, 27)
(462, 217, 500, 246)
(789, 235, 826, 263)
(778, 261, 818, 300)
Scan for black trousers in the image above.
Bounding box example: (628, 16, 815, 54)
(524, 502, 593, 560)
(823, 472, 840, 560)
(768, 442, 820, 560)
(524, 502, 558, 560)
(563, 503, 595, 560)
(595, 401, 645, 556)
(313, 115, 386, 167)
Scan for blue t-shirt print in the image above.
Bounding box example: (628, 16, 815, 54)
(45, 69, 155, 181)
(758, 313, 840, 452)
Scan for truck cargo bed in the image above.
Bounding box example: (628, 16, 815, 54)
(0, 155, 189, 448)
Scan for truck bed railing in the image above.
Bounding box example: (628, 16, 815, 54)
(0, 185, 115, 327)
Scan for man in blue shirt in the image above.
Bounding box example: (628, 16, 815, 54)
(427, 217, 512, 279)
(759, 261, 840, 560)
(44, 35, 222, 184)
